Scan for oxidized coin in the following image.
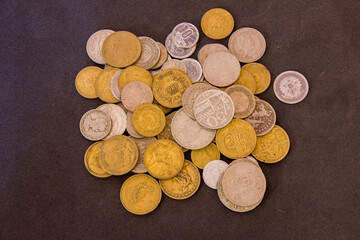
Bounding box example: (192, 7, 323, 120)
(159, 160, 200, 200)
(252, 125, 290, 163)
(121, 81, 153, 112)
(86, 29, 115, 64)
(202, 160, 228, 189)
(228, 27, 266, 63)
(201, 8, 234, 40)
(79, 109, 111, 141)
(94, 67, 121, 103)
(225, 85, 256, 118)
(120, 174, 162, 215)
(171, 108, 216, 150)
(132, 104, 166, 137)
(110, 70, 122, 101)
(96, 103, 127, 139)
(191, 143, 220, 169)
(242, 63, 271, 95)
(233, 68, 257, 94)
(161, 59, 187, 73)
(151, 42, 168, 69)
(135, 36, 160, 69)
(130, 137, 157, 173)
(245, 99, 276, 136)
(203, 52, 241, 87)
(126, 112, 144, 139)
(273, 70, 309, 104)
(193, 89, 235, 129)
(165, 32, 196, 59)
(173, 22, 199, 49)
(84, 141, 111, 178)
(144, 139, 184, 179)
(197, 43, 230, 66)
(75, 66, 102, 99)
(181, 58, 202, 82)
(118, 65, 153, 90)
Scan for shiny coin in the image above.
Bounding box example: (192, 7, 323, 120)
(161, 59, 187, 73)
(79, 109, 111, 141)
(197, 43, 230, 66)
(132, 104, 166, 137)
(84, 141, 111, 178)
(233, 68, 257, 94)
(118, 65, 153, 90)
(151, 42, 168, 69)
(130, 137, 157, 173)
(191, 143, 220, 169)
(242, 63, 271, 94)
(110, 70, 122, 101)
(95, 67, 121, 103)
(75, 66, 102, 99)
(181, 58, 202, 82)
(165, 32, 196, 59)
(201, 8, 234, 40)
(86, 29, 115, 64)
(173, 22, 199, 49)
(121, 81, 153, 112)
(245, 99, 276, 136)
(202, 160, 228, 189)
(126, 112, 144, 139)
(96, 103, 127, 139)
(225, 85, 256, 118)
(135, 36, 160, 69)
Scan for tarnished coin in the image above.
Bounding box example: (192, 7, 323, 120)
(75, 66, 102, 99)
(197, 43, 230, 66)
(193, 89, 235, 129)
(191, 143, 220, 169)
(161, 59, 187, 73)
(79, 109, 111, 141)
(171, 108, 216, 150)
(233, 68, 257, 94)
(202, 160, 228, 189)
(151, 42, 168, 69)
(110, 70, 122, 101)
(181, 58, 202, 82)
(201, 8, 234, 40)
(135, 36, 160, 69)
(84, 142, 111, 178)
(173, 22, 199, 49)
(165, 32, 196, 59)
(159, 160, 200, 200)
(99, 135, 139, 175)
(130, 137, 157, 173)
(118, 65, 153, 90)
(132, 104, 166, 137)
(225, 85, 256, 118)
(126, 112, 144, 139)
(144, 139, 184, 179)
(121, 81, 153, 112)
(228, 27, 266, 63)
(203, 52, 241, 87)
(96, 104, 127, 139)
(245, 99, 276, 136)
(120, 174, 162, 215)
(273, 71, 309, 104)
(95, 67, 121, 103)
(86, 29, 115, 64)
(242, 63, 271, 95)
(252, 125, 290, 163)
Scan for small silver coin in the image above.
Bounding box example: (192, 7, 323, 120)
(181, 58, 203, 82)
(86, 29, 115, 64)
(203, 160, 229, 190)
(135, 36, 160, 69)
(79, 109, 112, 141)
(173, 22, 199, 49)
(165, 32, 196, 59)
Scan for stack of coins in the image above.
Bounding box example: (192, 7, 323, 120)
(76, 7, 308, 215)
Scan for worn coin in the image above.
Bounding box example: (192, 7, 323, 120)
(225, 85, 256, 118)
(181, 58, 202, 82)
(118, 65, 153, 90)
(173, 22, 199, 49)
(97, 103, 127, 139)
(135, 36, 160, 69)
(75, 66, 102, 99)
(201, 8, 234, 40)
(151, 42, 168, 69)
(95, 67, 121, 103)
(79, 109, 112, 141)
(84, 141, 111, 178)
(245, 99, 276, 136)
(242, 63, 271, 94)
(121, 81, 153, 112)
(126, 112, 144, 139)
(191, 143, 220, 169)
(86, 29, 115, 64)
(197, 43, 230, 66)
(130, 137, 157, 173)
(132, 104, 166, 137)
(110, 69, 122, 101)
(161, 59, 187, 73)
(202, 160, 228, 189)
(233, 68, 257, 94)
(165, 32, 196, 59)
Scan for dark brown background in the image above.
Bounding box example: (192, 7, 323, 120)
(1, 0, 360, 239)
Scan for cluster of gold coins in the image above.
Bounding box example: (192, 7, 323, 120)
(76, 8, 296, 215)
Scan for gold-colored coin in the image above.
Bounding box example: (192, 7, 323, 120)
(153, 69, 192, 108)
(153, 99, 173, 114)
(102, 31, 142, 68)
(118, 65, 153, 90)
(132, 104, 166, 137)
(242, 63, 271, 94)
(98, 135, 139, 175)
(201, 8, 234, 40)
(144, 139, 184, 179)
(75, 66, 102, 99)
(120, 174, 162, 215)
(252, 125, 290, 163)
(216, 119, 257, 159)
(84, 142, 111, 178)
(94, 67, 120, 103)
(159, 160, 200, 200)
(191, 143, 220, 169)
(233, 68, 257, 94)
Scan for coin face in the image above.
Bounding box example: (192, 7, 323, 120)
(233, 68, 257, 94)
(144, 139, 184, 179)
(132, 104, 166, 137)
(245, 99, 276, 136)
(201, 8, 234, 40)
(225, 85, 256, 118)
(203, 52, 241, 87)
(181, 58, 202, 82)
(121, 81, 154, 112)
(193, 89, 235, 129)
(94, 67, 121, 103)
(120, 174, 162, 215)
(197, 43, 230, 66)
(118, 65, 153, 90)
(79, 109, 112, 141)
(110, 70, 122, 101)
(126, 112, 144, 139)
(151, 42, 168, 69)
(171, 108, 216, 150)
(86, 29, 115, 64)
(96, 104, 127, 139)
(191, 143, 220, 169)
(202, 160, 228, 189)
(252, 125, 290, 163)
(242, 63, 271, 94)
(228, 27, 266, 63)
(273, 71, 309, 104)
(159, 160, 200, 200)
(84, 141, 111, 178)
(130, 137, 157, 173)
(165, 32, 196, 59)
(173, 22, 199, 49)
(135, 36, 160, 69)
(75, 66, 102, 99)
(161, 59, 187, 73)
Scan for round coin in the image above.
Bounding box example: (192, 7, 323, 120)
(229, 156, 260, 168)
(165, 32, 196, 59)
(130, 137, 157, 173)
(86, 29, 115, 64)
(191, 143, 220, 169)
(173, 22, 199, 49)
(94, 67, 121, 103)
(126, 112, 144, 139)
(79, 109, 112, 141)
(151, 42, 168, 69)
(181, 58, 202, 82)
(118, 65, 153, 90)
(135, 36, 160, 69)
(121, 81, 154, 112)
(132, 104, 166, 137)
(96, 103, 127, 139)
(201, 8, 234, 40)
(75, 66, 102, 99)
(84, 141, 111, 178)
(225, 85, 256, 118)
(233, 68, 257, 94)
(197, 43, 230, 66)
(161, 59, 187, 73)
(202, 160, 228, 189)
(110, 70, 122, 101)
(245, 99, 276, 136)
(242, 63, 271, 94)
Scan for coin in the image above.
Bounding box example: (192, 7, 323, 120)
(181, 58, 202, 82)
(120, 174, 162, 215)
(165, 32, 196, 59)
(229, 156, 260, 168)
(110, 70, 122, 101)
(84, 141, 111, 178)
(216, 119, 257, 159)
(252, 125, 290, 163)
(98, 135, 139, 175)
(242, 63, 271, 94)
(197, 43, 230, 66)
(79, 109, 112, 141)
(153, 99, 173, 114)
(96, 103, 127, 139)
(135, 36, 160, 69)
(202, 160, 228, 189)
(233, 68, 257, 94)
(75, 66, 102, 99)
(201, 8, 234, 40)
(151, 42, 168, 69)
(102, 31, 142, 68)
(121, 81, 153, 112)
(159, 160, 200, 200)
(203, 52, 241, 87)
(86, 29, 115, 64)
(273, 70, 309, 104)
(132, 104, 166, 137)
(126, 112, 145, 139)
(228, 27, 266, 63)
(130, 137, 157, 173)
(193, 89, 235, 129)
(161, 59, 187, 73)
(173, 22, 199, 49)
(225, 85, 256, 118)
(153, 69, 192, 108)
(144, 139, 184, 179)
(171, 108, 216, 150)
(245, 99, 276, 136)
(191, 143, 220, 169)
(94, 67, 121, 103)
(118, 65, 153, 90)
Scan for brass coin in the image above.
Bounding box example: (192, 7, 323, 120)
(126, 112, 145, 139)
(153, 99, 173, 114)
(79, 109, 112, 141)
(118, 65, 153, 90)
(84, 141, 111, 178)
(75, 66, 102, 99)
(233, 68, 257, 94)
(94, 67, 121, 103)
(132, 104, 166, 137)
(225, 85, 256, 118)
(191, 143, 220, 169)
(242, 63, 271, 94)
(201, 8, 234, 40)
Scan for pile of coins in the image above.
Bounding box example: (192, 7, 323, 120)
(76, 8, 309, 215)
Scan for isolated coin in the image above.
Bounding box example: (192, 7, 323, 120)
(135, 36, 160, 69)
(75, 66, 102, 99)
(130, 137, 157, 173)
(273, 71, 309, 104)
(245, 99, 276, 136)
(84, 141, 111, 178)
(225, 85, 256, 118)
(165, 32, 196, 59)
(181, 58, 202, 82)
(202, 160, 228, 189)
(86, 29, 114, 64)
(79, 109, 112, 141)
(201, 8, 234, 40)
(126, 112, 144, 139)
(173, 22, 199, 49)
(121, 81, 153, 112)
(96, 104, 127, 139)
(161, 59, 187, 73)
(110, 69, 122, 101)
(151, 42, 168, 69)
(197, 43, 230, 66)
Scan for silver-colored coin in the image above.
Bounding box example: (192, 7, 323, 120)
(273, 70, 309, 104)
(245, 99, 276, 136)
(173, 22, 199, 49)
(110, 70, 122, 101)
(229, 156, 260, 168)
(130, 137, 157, 173)
(151, 42, 168, 69)
(181, 58, 202, 82)
(126, 112, 145, 139)
(197, 43, 230, 66)
(161, 59, 187, 73)
(165, 32, 196, 59)
(202, 160, 229, 190)
(171, 108, 216, 150)
(135, 36, 160, 69)
(225, 85, 256, 118)
(193, 89, 235, 129)
(79, 109, 112, 141)
(86, 29, 115, 64)
(121, 81, 153, 112)
(96, 104, 126, 139)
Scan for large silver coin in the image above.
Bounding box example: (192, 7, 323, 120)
(96, 104, 127, 139)
(202, 160, 229, 190)
(173, 22, 199, 49)
(245, 99, 276, 136)
(79, 109, 111, 141)
(130, 137, 157, 173)
(86, 29, 115, 64)
(135, 36, 160, 69)
(181, 58, 202, 82)
(110, 70, 122, 101)
(165, 32, 196, 59)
